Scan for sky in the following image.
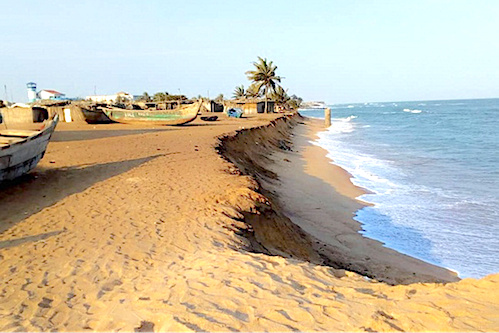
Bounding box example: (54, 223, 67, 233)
(1, 0, 499, 104)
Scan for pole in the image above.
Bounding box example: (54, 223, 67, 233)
(325, 108, 331, 127)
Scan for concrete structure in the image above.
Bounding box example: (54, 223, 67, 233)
(39, 89, 65, 100)
(26, 82, 37, 102)
(86, 91, 133, 103)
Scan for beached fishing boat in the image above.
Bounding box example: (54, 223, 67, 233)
(81, 106, 115, 124)
(101, 101, 202, 125)
(0, 114, 59, 181)
(227, 108, 243, 118)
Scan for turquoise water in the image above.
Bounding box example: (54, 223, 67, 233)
(300, 98, 499, 278)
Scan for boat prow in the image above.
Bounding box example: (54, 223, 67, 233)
(0, 114, 59, 181)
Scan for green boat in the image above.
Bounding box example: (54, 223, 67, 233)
(101, 101, 201, 126)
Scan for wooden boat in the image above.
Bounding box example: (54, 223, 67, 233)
(81, 106, 114, 124)
(200, 116, 218, 121)
(0, 114, 59, 181)
(227, 108, 243, 118)
(101, 101, 202, 125)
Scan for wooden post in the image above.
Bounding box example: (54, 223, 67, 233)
(325, 108, 331, 127)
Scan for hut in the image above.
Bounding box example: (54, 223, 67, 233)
(210, 101, 224, 112)
(224, 99, 275, 114)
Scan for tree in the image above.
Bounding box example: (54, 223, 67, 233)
(288, 94, 303, 110)
(245, 56, 282, 113)
(233, 85, 245, 99)
(153, 92, 167, 102)
(214, 93, 224, 103)
(245, 83, 262, 98)
(140, 92, 152, 102)
(271, 85, 290, 106)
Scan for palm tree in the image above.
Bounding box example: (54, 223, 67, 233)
(233, 85, 245, 99)
(245, 83, 262, 98)
(271, 86, 290, 104)
(245, 57, 282, 113)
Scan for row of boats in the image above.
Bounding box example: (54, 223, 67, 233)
(0, 101, 204, 182)
(1, 100, 249, 182)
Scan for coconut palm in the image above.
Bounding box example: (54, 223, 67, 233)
(245, 57, 282, 113)
(271, 86, 290, 105)
(233, 85, 245, 99)
(245, 83, 262, 98)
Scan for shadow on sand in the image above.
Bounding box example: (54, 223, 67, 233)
(0, 155, 162, 234)
(51, 128, 177, 142)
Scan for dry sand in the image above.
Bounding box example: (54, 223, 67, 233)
(0, 112, 497, 331)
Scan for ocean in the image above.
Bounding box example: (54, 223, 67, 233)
(300, 98, 499, 279)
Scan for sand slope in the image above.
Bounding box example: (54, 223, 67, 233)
(0, 114, 497, 331)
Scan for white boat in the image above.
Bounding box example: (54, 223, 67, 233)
(299, 101, 327, 109)
(0, 114, 59, 181)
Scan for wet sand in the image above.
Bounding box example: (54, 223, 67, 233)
(0, 112, 497, 331)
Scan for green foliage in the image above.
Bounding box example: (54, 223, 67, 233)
(245, 57, 282, 95)
(214, 93, 224, 103)
(245, 83, 262, 98)
(246, 56, 282, 112)
(288, 94, 303, 110)
(233, 85, 245, 99)
(153, 92, 167, 102)
(271, 88, 303, 111)
(271, 86, 290, 105)
(153, 92, 187, 102)
(139, 92, 152, 102)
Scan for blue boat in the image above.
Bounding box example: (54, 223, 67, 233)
(227, 108, 243, 118)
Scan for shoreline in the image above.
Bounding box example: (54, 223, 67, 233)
(0, 113, 497, 331)
(221, 114, 459, 285)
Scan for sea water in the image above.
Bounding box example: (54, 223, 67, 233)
(300, 98, 499, 278)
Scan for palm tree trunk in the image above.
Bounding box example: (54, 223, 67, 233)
(265, 85, 268, 113)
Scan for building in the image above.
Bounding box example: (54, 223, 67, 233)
(86, 91, 133, 103)
(39, 89, 66, 100)
(26, 82, 37, 102)
(224, 99, 275, 114)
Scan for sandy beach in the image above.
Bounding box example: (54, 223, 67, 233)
(0, 112, 497, 331)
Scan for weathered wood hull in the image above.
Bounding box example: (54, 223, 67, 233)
(81, 107, 114, 124)
(0, 115, 59, 181)
(101, 101, 201, 126)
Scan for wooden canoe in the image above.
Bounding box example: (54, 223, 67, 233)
(81, 107, 114, 124)
(0, 114, 59, 181)
(101, 101, 201, 125)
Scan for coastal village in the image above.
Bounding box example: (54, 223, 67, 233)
(1, 49, 498, 333)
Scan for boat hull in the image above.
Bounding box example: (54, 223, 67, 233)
(102, 102, 201, 126)
(0, 115, 59, 181)
(81, 108, 114, 124)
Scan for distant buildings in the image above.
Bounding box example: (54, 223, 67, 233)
(39, 89, 65, 100)
(85, 91, 133, 103)
(26, 82, 66, 102)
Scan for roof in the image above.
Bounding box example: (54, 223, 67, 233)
(227, 98, 274, 104)
(41, 89, 64, 95)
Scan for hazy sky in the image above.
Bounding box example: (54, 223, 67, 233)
(2, 0, 498, 103)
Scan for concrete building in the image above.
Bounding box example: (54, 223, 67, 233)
(39, 89, 66, 100)
(86, 91, 133, 103)
(26, 82, 37, 102)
